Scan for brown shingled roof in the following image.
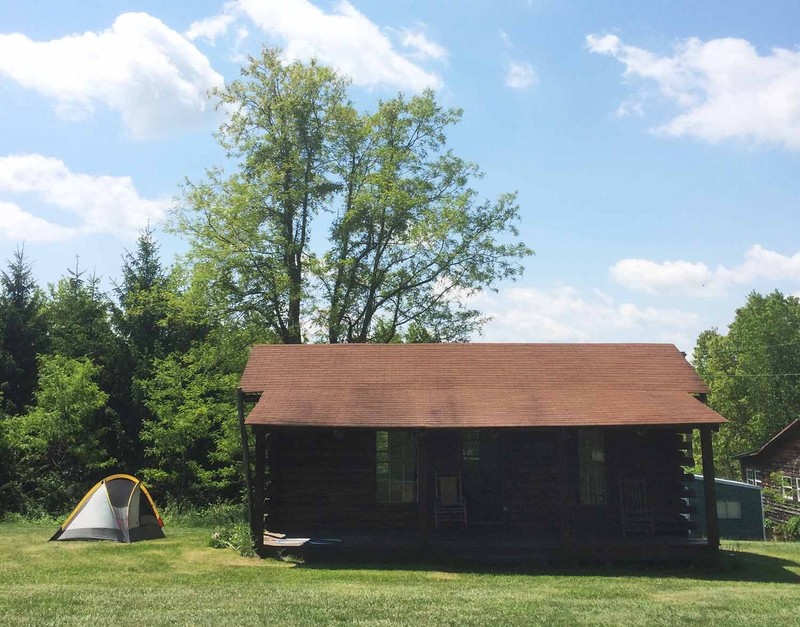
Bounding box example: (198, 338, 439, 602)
(240, 343, 724, 428)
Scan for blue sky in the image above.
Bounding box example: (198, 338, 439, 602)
(1, 0, 800, 351)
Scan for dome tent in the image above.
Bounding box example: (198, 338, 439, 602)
(50, 474, 165, 543)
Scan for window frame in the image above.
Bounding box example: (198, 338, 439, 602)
(782, 475, 794, 501)
(578, 429, 606, 506)
(716, 500, 742, 520)
(746, 468, 762, 487)
(375, 430, 418, 504)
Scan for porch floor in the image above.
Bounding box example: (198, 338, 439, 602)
(262, 529, 712, 564)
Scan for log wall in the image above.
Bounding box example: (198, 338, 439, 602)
(258, 426, 693, 538)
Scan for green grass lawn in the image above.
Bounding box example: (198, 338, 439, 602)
(1, 523, 799, 626)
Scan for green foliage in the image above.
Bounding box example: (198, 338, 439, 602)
(139, 324, 260, 507)
(174, 48, 531, 345)
(209, 522, 256, 557)
(3, 354, 111, 514)
(0, 247, 49, 415)
(174, 48, 349, 344)
(112, 229, 213, 469)
(319, 91, 530, 343)
(693, 291, 800, 477)
(785, 516, 800, 541)
(46, 260, 116, 364)
(160, 502, 246, 528)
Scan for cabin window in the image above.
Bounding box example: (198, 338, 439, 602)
(462, 430, 480, 463)
(716, 500, 742, 520)
(376, 431, 417, 503)
(578, 430, 606, 505)
(796, 478, 800, 502)
(782, 475, 794, 501)
(745, 468, 762, 487)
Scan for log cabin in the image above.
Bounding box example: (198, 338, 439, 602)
(238, 343, 726, 562)
(734, 419, 800, 525)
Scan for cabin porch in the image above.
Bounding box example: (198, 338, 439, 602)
(242, 422, 720, 561)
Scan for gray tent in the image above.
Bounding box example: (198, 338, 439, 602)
(51, 474, 165, 542)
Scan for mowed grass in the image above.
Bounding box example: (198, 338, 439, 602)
(1, 524, 799, 626)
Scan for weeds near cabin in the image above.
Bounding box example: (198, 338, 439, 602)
(209, 522, 256, 557)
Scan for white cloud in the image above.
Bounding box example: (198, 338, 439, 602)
(467, 285, 699, 350)
(586, 33, 800, 149)
(0, 12, 224, 139)
(611, 245, 800, 297)
(236, 0, 442, 91)
(0, 154, 169, 242)
(0, 202, 78, 243)
(505, 60, 537, 89)
(401, 29, 448, 62)
(185, 12, 236, 44)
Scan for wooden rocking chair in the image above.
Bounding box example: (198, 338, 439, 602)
(619, 478, 654, 538)
(435, 473, 467, 529)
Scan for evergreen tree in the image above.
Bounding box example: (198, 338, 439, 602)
(0, 248, 49, 415)
(46, 259, 124, 471)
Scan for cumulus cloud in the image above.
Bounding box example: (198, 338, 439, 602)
(185, 12, 236, 43)
(0, 202, 78, 243)
(586, 33, 800, 149)
(0, 12, 224, 138)
(505, 60, 537, 89)
(464, 285, 699, 350)
(611, 245, 800, 297)
(0, 154, 169, 242)
(400, 29, 448, 62)
(235, 0, 443, 91)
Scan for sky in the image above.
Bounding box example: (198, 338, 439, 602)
(1, 0, 800, 352)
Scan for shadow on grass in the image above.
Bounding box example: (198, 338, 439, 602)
(283, 548, 800, 584)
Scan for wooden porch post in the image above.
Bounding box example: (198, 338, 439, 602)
(237, 388, 255, 539)
(253, 427, 267, 554)
(700, 427, 720, 553)
(558, 428, 572, 554)
(417, 430, 430, 544)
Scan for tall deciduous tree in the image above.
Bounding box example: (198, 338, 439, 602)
(319, 91, 529, 343)
(693, 290, 800, 477)
(0, 248, 48, 415)
(173, 48, 531, 344)
(175, 48, 349, 344)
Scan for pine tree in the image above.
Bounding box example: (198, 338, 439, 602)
(0, 248, 49, 415)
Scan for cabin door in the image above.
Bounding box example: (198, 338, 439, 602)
(461, 431, 504, 525)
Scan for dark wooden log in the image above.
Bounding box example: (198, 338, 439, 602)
(700, 427, 720, 552)
(558, 428, 571, 551)
(253, 427, 266, 553)
(237, 388, 255, 538)
(417, 430, 430, 543)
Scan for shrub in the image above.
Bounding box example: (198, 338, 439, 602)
(785, 516, 800, 541)
(161, 502, 246, 528)
(209, 523, 255, 557)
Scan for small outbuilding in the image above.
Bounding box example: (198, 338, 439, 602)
(734, 419, 800, 524)
(690, 475, 764, 540)
(238, 343, 727, 562)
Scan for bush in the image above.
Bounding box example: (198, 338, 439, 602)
(160, 502, 246, 528)
(785, 516, 800, 541)
(209, 523, 255, 557)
